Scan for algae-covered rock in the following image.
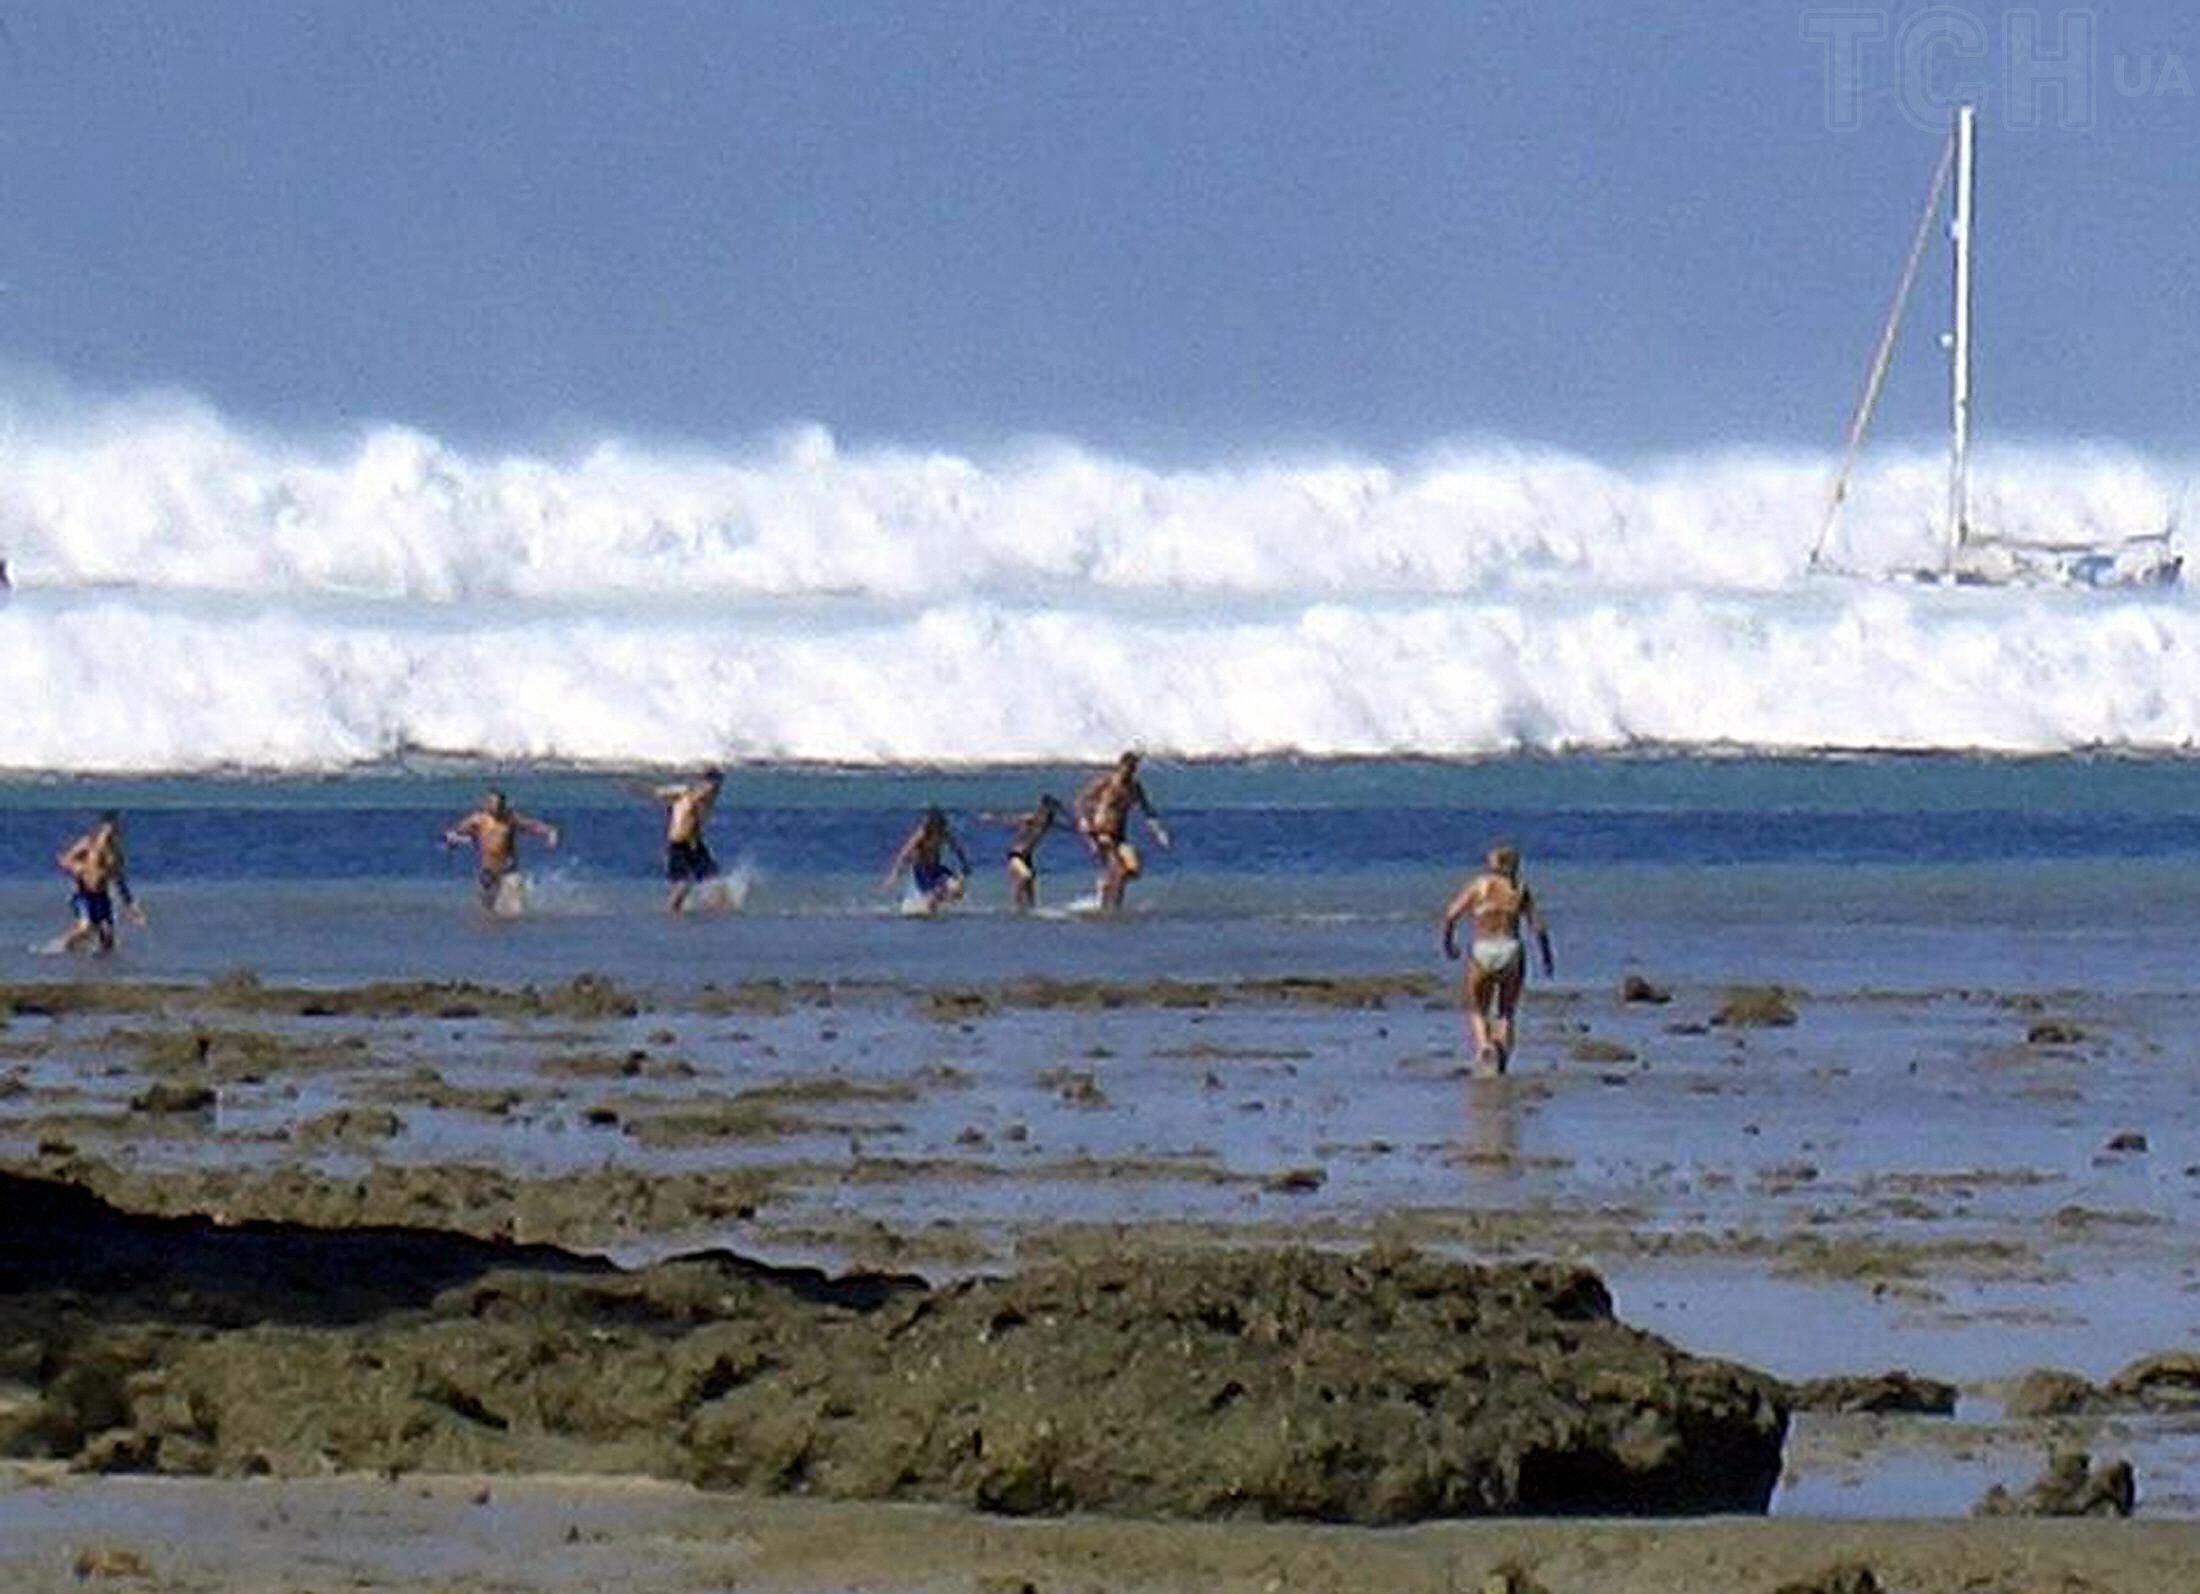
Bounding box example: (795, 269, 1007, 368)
(128, 1082, 216, 1115)
(769, 1248, 1787, 1522)
(1568, 1037, 1638, 1064)
(2106, 1350, 2200, 1411)
(41, 1157, 775, 1250)
(1974, 1451, 2136, 1518)
(2025, 1020, 2086, 1047)
(2003, 1368, 2101, 1419)
(1789, 1371, 1957, 1416)
(1711, 987, 1799, 1028)
(1, 1171, 1788, 1524)
(295, 1106, 404, 1145)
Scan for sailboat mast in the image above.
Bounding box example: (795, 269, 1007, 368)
(1946, 103, 1976, 572)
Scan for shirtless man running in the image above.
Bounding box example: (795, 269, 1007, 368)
(55, 812, 147, 955)
(442, 789, 560, 914)
(638, 768, 725, 913)
(884, 807, 972, 914)
(1440, 843, 1554, 1075)
(984, 793, 1070, 912)
(1075, 751, 1171, 913)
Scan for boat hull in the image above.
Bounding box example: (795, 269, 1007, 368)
(1948, 534, 2181, 590)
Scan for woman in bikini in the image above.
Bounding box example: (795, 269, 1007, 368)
(1439, 843, 1554, 1075)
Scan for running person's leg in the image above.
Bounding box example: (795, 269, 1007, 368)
(85, 889, 116, 953)
(665, 843, 685, 913)
(1491, 960, 1528, 1066)
(59, 893, 92, 953)
(666, 840, 716, 913)
(912, 857, 959, 911)
(1464, 963, 1499, 1070)
(61, 888, 110, 954)
(1465, 938, 1525, 1071)
(1094, 834, 1134, 911)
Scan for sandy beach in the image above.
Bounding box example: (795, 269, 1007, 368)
(5, 1469, 2198, 1594)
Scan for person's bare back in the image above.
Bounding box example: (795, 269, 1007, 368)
(1462, 871, 1529, 940)
(664, 782, 718, 846)
(1440, 845, 1553, 1075)
(636, 770, 725, 913)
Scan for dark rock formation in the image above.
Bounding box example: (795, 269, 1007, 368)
(1710, 987, 1798, 1028)
(1975, 1452, 2135, 1519)
(0, 1171, 1788, 1523)
(2002, 1368, 2101, 1419)
(1788, 1371, 1958, 1416)
(2106, 1351, 2200, 1411)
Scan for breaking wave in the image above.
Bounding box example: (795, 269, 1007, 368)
(0, 391, 2194, 770)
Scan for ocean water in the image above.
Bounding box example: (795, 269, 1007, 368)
(13, 755, 2200, 1517)
(2, 403, 2197, 769)
(4, 402, 2198, 990)
(9, 396, 2200, 1541)
(3, 755, 2197, 993)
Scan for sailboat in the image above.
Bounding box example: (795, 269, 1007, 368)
(1809, 104, 2181, 589)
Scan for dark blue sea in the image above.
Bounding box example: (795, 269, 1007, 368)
(3, 756, 2195, 994)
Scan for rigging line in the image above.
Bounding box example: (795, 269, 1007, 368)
(1809, 132, 1958, 571)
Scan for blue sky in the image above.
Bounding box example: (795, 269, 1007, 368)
(1, 1, 2196, 455)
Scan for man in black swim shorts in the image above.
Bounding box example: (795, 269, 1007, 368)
(639, 768, 726, 913)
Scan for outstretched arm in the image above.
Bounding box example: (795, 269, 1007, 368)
(1134, 785, 1172, 848)
(113, 862, 148, 924)
(442, 813, 479, 848)
(1439, 880, 1478, 960)
(516, 814, 560, 848)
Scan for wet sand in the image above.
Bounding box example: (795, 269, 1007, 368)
(5, 1470, 2199, 1594)
(6, 970, 2200, 1587)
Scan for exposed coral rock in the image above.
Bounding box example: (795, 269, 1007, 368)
(0, 1171, 1789, 1524)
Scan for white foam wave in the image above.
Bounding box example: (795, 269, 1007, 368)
(0, 392, 2195, 770)
(0, 586, 2196, 771)
(2, 393, 2183, 603)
